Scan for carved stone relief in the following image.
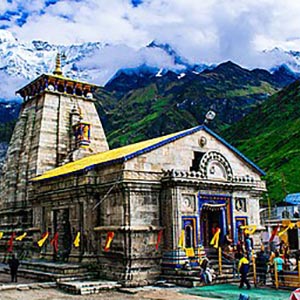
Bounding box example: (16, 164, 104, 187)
(199, 151, 233, 181)
(181, 194, 195, 212)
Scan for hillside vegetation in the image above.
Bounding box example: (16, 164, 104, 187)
(222, 80, 300, 203)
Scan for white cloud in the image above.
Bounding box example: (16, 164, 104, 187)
(77, 44, 182, 83)
(3, 0, 300, 69)
(0, 71, 26, 100)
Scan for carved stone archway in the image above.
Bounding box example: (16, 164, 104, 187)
(199, 151, 233, 181)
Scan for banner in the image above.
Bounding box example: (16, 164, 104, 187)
(178, 229, 185, 248)
(7, 232, 16, 252)
(210, 228, 220, 248)
(155, 230, 163, 250)
(15, 232, 27, 241)
(241, 225, 257, 235)
(73, 232, 80, 248)
(37, 232, 49, 247)
(50, 232, 59, 252)
(73, 231, 80, 248)
(185, 247, 195, 257)
(278, 222, 295, 237)
(104, 232, 115, 252)
(269, 225, 279, 242)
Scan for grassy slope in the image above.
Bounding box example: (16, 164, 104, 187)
(222, 80, 300, 203)
(102, 68, 281, 148)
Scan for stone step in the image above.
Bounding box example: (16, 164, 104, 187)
(57, 280, 121, 295)
(160, 274, 203, 287)
(162, 269, 200, 276)
(0, 282, 57, 292)
(2, 266, 97, 282)
(20, 260, 89, 275)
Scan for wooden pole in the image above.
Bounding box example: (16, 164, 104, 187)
(218, 247, 222, 275)
(267, 195, 271, 219)
(274, 261, 279, 289)
(252, 251, 257, 287)
(298, 261, 300, 284)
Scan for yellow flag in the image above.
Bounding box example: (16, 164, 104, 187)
(185, 248, 195, 257)
(104, 232, 115, 252)
(178, 230, 185, 248)
(0, 232, 3, 239)
(282, 220, 291, 227)
(278, 223, 295, 237)
(37, 232, 49, 247)
(244, 225, 257, 235)
(15, 232, 27, 241)
(73, 232, 80, 248)
(210, 228, 220, 248)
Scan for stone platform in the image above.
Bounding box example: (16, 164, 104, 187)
(57, 280, 121, 295)
(1, 259, 97, 282)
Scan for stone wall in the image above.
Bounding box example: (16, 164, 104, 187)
(0, 88, 108, 232)
(124, 129, 263, 182)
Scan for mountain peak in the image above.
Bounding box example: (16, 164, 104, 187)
(215, 60, 245, 71)
(0, 30, 17, 44)
(147, 40, 190, 67)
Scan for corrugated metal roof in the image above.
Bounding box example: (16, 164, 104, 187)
(284, 193, 300, 205)
(32, 125, 266, 182)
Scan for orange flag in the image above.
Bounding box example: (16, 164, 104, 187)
(104, 232, 115, 252)
(155, 230, 163, 250)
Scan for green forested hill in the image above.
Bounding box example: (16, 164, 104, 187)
(0, 62, 299, 204)
(222, 80, 300, 203)
(97, 62, 294, 148)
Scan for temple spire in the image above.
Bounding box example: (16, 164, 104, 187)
(53, 52, 63, 76)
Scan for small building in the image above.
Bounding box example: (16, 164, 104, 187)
(261, 193, 300, 250)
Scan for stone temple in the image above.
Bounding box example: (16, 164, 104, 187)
(0, 55, 267, 285)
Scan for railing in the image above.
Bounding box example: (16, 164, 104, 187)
(215, 247, 300, 289)
(272, 260, 300, 289)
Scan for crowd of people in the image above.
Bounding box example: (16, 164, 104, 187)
(224, 232, 300, 288)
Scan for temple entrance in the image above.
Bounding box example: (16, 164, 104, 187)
(53, 208, 72, 261)
(201, 206, 225, 246)
(182, 216, 197, 257)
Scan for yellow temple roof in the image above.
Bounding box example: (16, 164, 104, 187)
(32, 126, 197, 182)
(32, 125, 266, 182)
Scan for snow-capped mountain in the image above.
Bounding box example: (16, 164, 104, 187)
(0, 29, 105, 82)
(264, 47, 300, 73)
(1, 28, 300, 102)
(147, 41, 210, 74)
(0, 29, 208, 100)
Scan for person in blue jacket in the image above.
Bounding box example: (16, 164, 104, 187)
(238, 253, 251, 289)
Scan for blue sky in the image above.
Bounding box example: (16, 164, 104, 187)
(1, 0, 300, 67)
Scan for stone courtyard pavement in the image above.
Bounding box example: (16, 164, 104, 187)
(0, 281, 208, 300)
(0, 262, 208, 300)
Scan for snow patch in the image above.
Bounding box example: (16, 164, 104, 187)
(0, 30, 17, 44)
(155, 68, 164, 77)
(177, 73, 186, 79)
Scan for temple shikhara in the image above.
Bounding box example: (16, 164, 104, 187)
(0, 55, 267, 285)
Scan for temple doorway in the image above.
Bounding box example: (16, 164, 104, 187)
(201, 205, 225, 246)
(53, 208, 72, 261)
